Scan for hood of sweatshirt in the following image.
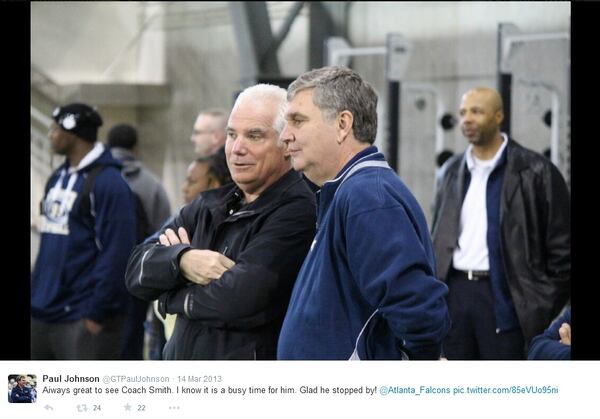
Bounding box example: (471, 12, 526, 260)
(44, 143, 123, 222)
(109, 147, 142, 177)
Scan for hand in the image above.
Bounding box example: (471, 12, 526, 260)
(558, 323, 571, 346)
(180, 249, 235, 285)
(83, 318, 103, 335)
(159, 227, 235, 284)
(159, 227, 191, 246)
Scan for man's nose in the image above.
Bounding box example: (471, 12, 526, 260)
(280, 124, 293, 145)
(231, 137, 247, 154)
(461, 111, 474, 123)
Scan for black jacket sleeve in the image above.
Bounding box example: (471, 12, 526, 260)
(160, 198, 315, 327)
(543, 162, 571, 280)
(124, 206, 195, 301)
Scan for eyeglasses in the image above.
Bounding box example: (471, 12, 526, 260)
(193, 129, 215, 136)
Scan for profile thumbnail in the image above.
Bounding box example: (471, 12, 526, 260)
(7, 374, 37, 403)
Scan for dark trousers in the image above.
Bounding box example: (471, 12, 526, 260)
(120, 295, 150, 360)
(31, 316, 124, 360)
(443, 268, 524, 360)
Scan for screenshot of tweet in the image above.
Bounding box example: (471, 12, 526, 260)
(1, 361, 597, 418)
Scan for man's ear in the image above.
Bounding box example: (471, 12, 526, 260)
(495, 110, 504, 126)
(336, 110, 354, 144)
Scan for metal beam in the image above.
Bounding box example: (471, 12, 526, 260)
(497, 23, 519, 136)
(498, 23, 569, 140)
(309, 2, 348, 69)
(261, 2, 305, 69)
(404, 83, 446, 154)
(387, 80, 401, 173)
(386, 34, 412, 173)
(229, 2, 280, 87)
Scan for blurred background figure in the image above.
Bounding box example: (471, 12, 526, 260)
(190, 109, 228, 157)
(7, 378, 16, 402)
(182, 150, 232, 204)
(106, 123, 172, 360)
(31, 103, 137, 360)
(432, 87, 570, 360)
(528, 304, 571, 360)
(107, 123, 172, 238)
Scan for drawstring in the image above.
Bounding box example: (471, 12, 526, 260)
(349, 309, 379, 360)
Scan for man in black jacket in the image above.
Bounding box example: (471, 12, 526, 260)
(431, 87, 570, 359)
(125, 84, 316, 359)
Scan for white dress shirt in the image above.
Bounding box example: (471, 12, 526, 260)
(452, 134, 508, 271)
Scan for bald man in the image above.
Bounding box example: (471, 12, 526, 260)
(431, 87, 570, 360)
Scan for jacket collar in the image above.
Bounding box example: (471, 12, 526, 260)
(62, 142, 106, 175)
(317, 146, 383, 221)
(321, 146, 382, 191)
(465, 133, 508, 172)
(251, 168, 305, 208)
(454, 138, 528, 217)
(110, 147, 142, 176)
(210, 168, 304, 221)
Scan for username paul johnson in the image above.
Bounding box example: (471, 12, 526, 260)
(42, 374, 99, 383)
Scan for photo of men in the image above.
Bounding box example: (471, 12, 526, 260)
(7, 375, 37, 403)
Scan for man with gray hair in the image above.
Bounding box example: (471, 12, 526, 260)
(278, 66, 450, 360)
(125, 84, 316, 359)
(190, 108, 228, 157)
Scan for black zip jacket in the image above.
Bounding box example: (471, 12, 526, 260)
(431, 139, 570, 345)
(125, 169, 316, 359)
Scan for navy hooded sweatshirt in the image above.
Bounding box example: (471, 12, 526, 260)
(32, 143, 137, 324)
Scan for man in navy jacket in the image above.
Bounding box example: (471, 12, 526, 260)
(10, 376, 33, 403)
(31, 103, 137, 359)
(528, 306, 571, 360)
(278, 66, 450, 360)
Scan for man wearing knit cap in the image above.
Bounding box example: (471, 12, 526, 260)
(31, 103, 138, 359)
